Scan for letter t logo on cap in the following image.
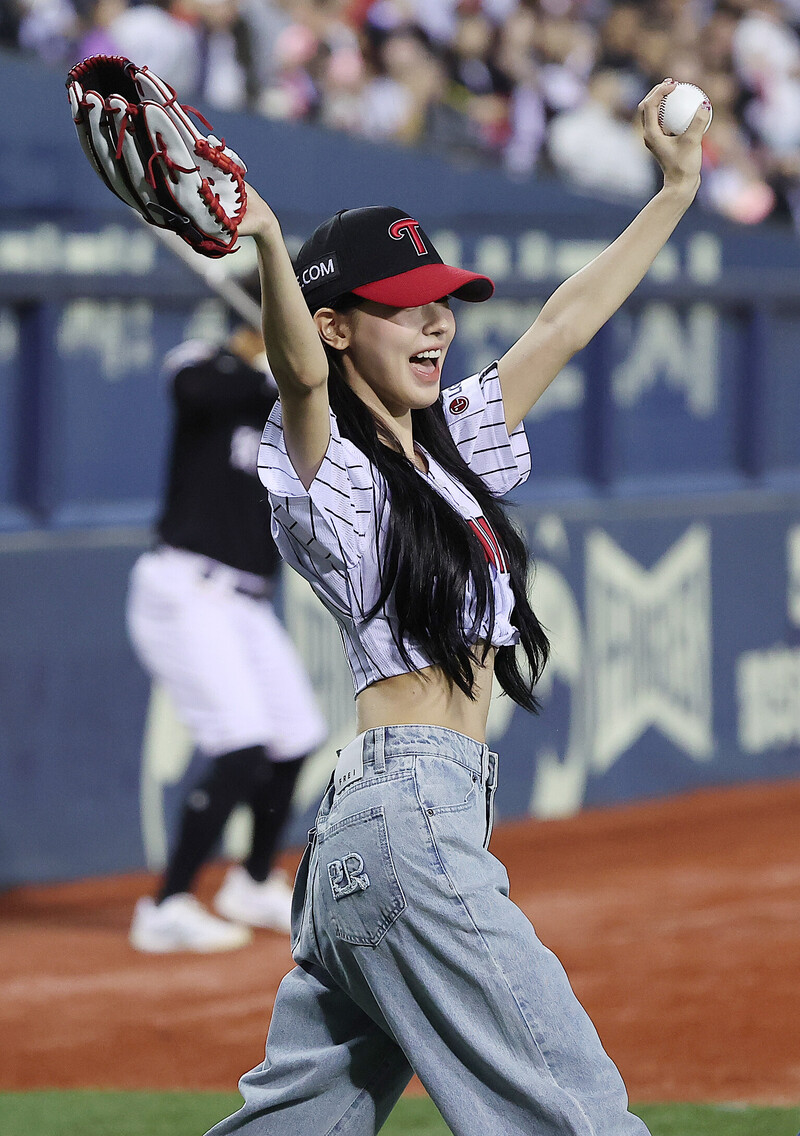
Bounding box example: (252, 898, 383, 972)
(388, 217, 427, 256)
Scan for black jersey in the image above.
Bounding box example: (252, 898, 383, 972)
(157, 341, 281, 580)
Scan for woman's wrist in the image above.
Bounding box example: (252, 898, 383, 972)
(249, 213, 282, 246)
(659, 175, 701, 206)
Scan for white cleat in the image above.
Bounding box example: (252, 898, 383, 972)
(129, 893, 252, 953)
(214, 866, 294, 933)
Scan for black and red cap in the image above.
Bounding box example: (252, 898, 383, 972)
(295, 206, 494, 312)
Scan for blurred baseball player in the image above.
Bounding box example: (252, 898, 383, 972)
(127, 272, 327, 953)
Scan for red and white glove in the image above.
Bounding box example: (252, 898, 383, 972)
(66, 54, 247, 258)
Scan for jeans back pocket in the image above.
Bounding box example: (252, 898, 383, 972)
(318, 805, 406, 947)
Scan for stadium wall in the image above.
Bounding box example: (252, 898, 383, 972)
(1, 51, 799, 886)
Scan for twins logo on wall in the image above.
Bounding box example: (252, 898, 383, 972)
(525, 521, 713, 818)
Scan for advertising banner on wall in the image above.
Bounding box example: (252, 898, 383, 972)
(4, 490, 797, 887)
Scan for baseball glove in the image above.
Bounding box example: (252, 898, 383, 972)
(66, 55, 247, 258)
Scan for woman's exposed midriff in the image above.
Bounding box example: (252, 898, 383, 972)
(355, 643, 496, 744)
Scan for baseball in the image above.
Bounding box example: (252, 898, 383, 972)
(658, 83, 712, 136)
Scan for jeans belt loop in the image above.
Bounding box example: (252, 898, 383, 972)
(372, 728, 386, 774)
(487, 750, 498, 790)
(480, 745, 489, 787)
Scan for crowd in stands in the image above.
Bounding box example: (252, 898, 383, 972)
(5, 0, 800, 228)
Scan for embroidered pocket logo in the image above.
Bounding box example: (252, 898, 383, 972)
(328, 853, 371, 900)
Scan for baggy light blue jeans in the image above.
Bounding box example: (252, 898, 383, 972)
(205, 725, 651, 1136)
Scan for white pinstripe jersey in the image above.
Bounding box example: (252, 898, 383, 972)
(257, 362, 531, 695)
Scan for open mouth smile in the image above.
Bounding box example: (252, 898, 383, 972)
(409, 349, 442, 380)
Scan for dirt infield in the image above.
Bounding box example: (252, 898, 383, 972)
(1, 778, 799, 1106)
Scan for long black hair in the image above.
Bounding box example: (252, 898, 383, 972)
(324, 298, 549, 712)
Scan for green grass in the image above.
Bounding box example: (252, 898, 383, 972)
(0, 1091, 798, 1136)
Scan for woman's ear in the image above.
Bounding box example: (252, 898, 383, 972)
(314, 308, 352, 350)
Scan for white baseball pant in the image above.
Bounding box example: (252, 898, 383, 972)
(127, 546, 327, 760)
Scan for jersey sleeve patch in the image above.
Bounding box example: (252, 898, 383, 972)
(442, 361, 531, 494)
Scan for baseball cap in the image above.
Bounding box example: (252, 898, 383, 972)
(295, 206, 494, 312)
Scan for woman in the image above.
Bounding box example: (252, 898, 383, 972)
(207, 79, 708, 1136)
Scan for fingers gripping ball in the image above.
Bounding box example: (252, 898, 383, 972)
(66, 54, 247, 258)
(658, 82, 712, 137)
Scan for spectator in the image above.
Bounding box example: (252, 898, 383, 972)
(547, 67, 657, 200)
(365, 0, 457, 48)
(102, 1, 200, 97)
(18, 0, 79, 64)
(442, 9, 514, 160)
(630, 23, 673, 90)
(537, 10, 598, 114)
(0, 1, 23, 49)
(698, 4, 739, 74)
(238, 0, 294, 94)
(258, 21, 321, 120)
(496, 5, 547, 176)
(12, 0, 800, 227)
(76, 0, 127, 60)
(446, 10, 507, 100)
(360, 25, 436, 143)
(732, 0, 800, 89)
(318, 42, 367, 132)
(423, 51, 490, 163)
(701, 108, 777, 224)
(733, 0, 800, 156)
(596, 2, 642, 79)
(187, 0, 260, 112)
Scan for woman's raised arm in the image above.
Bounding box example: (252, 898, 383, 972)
(239, 185, 332, 489)
(497, 79, 710, 433)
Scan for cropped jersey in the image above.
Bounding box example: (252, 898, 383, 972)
(257, 361, 531, 695)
